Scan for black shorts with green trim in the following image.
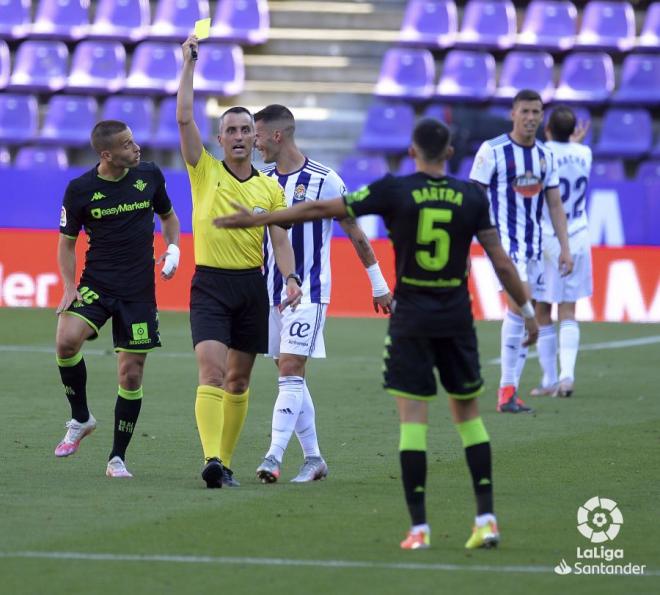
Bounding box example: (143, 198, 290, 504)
(190, 265, 269, 353)
(65, 284, 161, 352)
(383, 331, 484, 400)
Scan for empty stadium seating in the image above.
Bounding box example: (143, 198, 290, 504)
(88, 0, 151, 42)
(210, 0, 269, 45)
(375, 47, 436, 100)
(101, 96, 155, 140)
(436, 49, 496, 102)
(494, 51, 555, 104)
(41, 95, 99, 147)
(66, 40, 127, 94)
(399, 0, 458, 48)
(0, 0, 31, 40)
(456, 0, 517, 50)
(357, 101, 415, 153)
(611, 54, 660, 106)
(554, 52, 615, 105)
(517, 0, 577, 51)
(124, 41, 183, 95)
(150, 0, 211, 42)
(14, 145, 69, 169)
(8, 40, 69, 93)
(575, 1, 636, 52)
(31, 0, 89, 41)
(0, 94, 38, 144)
(593, 108, 653, 159)
(193, 43, 245, 96)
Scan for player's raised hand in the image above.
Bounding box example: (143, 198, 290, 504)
(56, 285, 82, 315)
(157, 244, 180, 280)
(570, 119, 590, 144)
(182, 35, 199, 64)
(373, 292, 392, 315)
(213, 202, 257, 229)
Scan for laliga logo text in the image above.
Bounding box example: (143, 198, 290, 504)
(554, 497, 646, 576)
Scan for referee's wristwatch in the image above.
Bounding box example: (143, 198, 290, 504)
(286, 273, 302, 287)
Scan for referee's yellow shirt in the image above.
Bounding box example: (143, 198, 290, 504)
(186, 150, 287, 269)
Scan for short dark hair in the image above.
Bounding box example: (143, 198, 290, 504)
(512, 89, 543, 107)
(219, 106, 253, 131)
(412, 118, 451, 161)
(254, 104, 295, 125)
(547, 105, 576, 142)
(90, 120, 127, 153)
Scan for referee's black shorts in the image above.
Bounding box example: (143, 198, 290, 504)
(190, 265, 269, 353)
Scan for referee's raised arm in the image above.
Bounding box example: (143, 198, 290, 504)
(177, 35, 203, 167)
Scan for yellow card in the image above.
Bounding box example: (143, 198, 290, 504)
(194, 18, 211, 40)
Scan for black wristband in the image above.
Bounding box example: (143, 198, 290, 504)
(286, 273, 302, 287)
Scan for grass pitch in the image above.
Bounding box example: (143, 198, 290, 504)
(0, 308, 658, 595)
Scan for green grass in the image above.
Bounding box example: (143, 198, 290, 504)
(0, 308, 658, 595)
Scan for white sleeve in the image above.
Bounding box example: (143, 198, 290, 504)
(584, 145, 593, 177)
(545, 148, 559, 188)
(320, 170, 347, 202)
(469, 142, 495, 185)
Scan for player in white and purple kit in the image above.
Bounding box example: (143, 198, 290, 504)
(530, 106, 593, 398)
(470, 90, 573, 413)
(252, 105, 392, 482)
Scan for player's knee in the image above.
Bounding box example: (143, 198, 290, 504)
(198, 367, 225, 389)
(119, 362, 144, 390)
(55, 333, 82, 359)
(224, 374, 249, 394)
(278, 357, 305, 377)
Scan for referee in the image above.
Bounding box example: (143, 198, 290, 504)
(177, 35, 302, 488)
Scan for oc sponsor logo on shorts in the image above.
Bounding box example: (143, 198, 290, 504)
(289, 322, 311, 338)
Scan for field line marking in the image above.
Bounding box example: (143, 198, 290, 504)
(486, 335, 660, 365)
(0, 551, 657, 576)
(2, 335, 660, 364)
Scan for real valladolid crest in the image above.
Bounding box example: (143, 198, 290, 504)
(554, 496, 647, 576)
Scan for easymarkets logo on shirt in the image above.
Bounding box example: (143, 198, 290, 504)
(90, 200, 151, 219)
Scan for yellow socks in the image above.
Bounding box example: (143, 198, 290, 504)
(219, 389, 249, 469)
(195, 385, 224, 461)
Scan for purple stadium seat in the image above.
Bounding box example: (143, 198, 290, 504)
(0, 0, 31, 40)
(593, 108, 652, 159)
(150, 97, 209, 149)
(553, 52, 614, 105)
(0, 40, 9, 90)
(339, 154, 389, 192)
(436, 50, 496, 102)
(494, 51, 555, 104)
(210, 0, 269, 45)
(8, 40, 69, 93)
(66, 41, 126, 94)
(125, 42, 182, 95)
(454, 155, 475, 179)
(611, 54, 660, 107)
(635, 160, 660, 184)
(41, 95, 98, 147)
(375, 48, 436, 100)
(399, 0, 458, 49)
(0, 94, 38, 144)
(193, 43, 244, 96)
(638, 3, 660, 52)
(575, 1, 636, 52)
(357, 102, 415, 154)
(31, 0, 89, 41)
(397, 156, 416, 175)
(456, 0, 517, 50)
(15, 146, 69, 169)
(0, 145, 10, 168)
(89, 0, 151, 43)
(423, 103, 450, 123)
(101, 96, 155, 141)
(150, 0, 210, 41)
(517, 0, 577, 51)
(590, 158, 625, 183)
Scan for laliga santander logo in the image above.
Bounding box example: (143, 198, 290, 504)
(577, 496, 623, 543)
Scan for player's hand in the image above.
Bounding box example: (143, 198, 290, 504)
(56, 285, 82, 315)
(570, 119, 590, 144)
(559, 250, 573, 276)
(280, 280, 303, 312)
(157, 244, 180, 280)
(373, 292, 392, 315)
(182, 35, 199, 64)
(213, 202, 258, 229)
(522, 317, 539, 347)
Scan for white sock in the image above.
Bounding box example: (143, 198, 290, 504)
(411, 523, 430, 535)
(500, 311, 524, 387)
(514, 343, 528, 388)
(537, 324, 558, 387)
(295, 380, 321, 458)
(266, 376, 304, 463)
(559, 320, 580, 381)
(475, 513, 496, 527)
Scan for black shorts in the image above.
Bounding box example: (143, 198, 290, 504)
(65, 284, 161, 352)
(383, 330, 484, 400)
(190, 266, 269, 353)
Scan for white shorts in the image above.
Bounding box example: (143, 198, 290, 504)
(542, 229, 593, 304)
(267, 303, 328, 358)
(495, 258, 546, 301)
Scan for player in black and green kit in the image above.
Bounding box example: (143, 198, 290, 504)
(54, 120, 181, 478)
(214, 118, 539, 549)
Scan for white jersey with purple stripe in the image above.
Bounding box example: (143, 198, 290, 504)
(262, 158, 346, 305)
(470, 134, 559, 262)
(543, 141, 592, 238)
